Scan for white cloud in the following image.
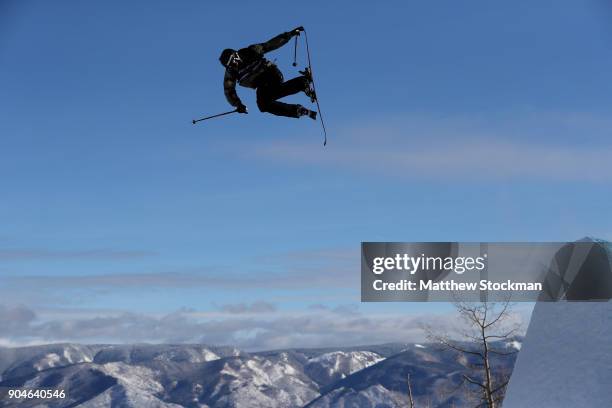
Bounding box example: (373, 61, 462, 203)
(0, 248, 156, 261)
(3, 248, 358, 294)
(239, 112, 612, 182)
(217, 301, 277, 314)
(0, 303, 531, 351)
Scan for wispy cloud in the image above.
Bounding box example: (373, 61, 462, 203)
(0, 248, 157, 261)
(3, 247, 358, 291)
(240, 112, 612, 182)
(6, 269, 352, 290)
(0, 303, 531, 351)
(0, 305, 36, 334)
(216, 301, 277, 314)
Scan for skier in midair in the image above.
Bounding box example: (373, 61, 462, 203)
(218, 27, 317, 120)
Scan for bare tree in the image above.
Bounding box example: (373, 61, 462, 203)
(407, 374, 415, 408)
(425, 300, 520, 408)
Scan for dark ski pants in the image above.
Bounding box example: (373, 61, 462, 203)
(256, 76, 309, 118)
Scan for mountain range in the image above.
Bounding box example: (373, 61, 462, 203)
(0, 341, 519, 407)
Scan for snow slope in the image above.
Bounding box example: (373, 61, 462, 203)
(304, 351, 384, 387)
(503, 301, 612, 408)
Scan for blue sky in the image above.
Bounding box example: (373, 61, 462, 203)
(1, 0, 612, 349)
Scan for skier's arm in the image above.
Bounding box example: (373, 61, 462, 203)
(249, 27, 303, 55)
(223, 71, 243, 108)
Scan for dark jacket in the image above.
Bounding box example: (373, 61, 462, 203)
(223, 31, 295, 108)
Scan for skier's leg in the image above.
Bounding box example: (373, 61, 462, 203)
(257, 86, 315, 119)
(274, 77, 317, 118)
(260, 101, 302, 118)
(271, 76, 309, 100)
(257, 86, 301, 118)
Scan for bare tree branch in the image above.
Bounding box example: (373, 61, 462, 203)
(427, 300, 519, 408)
(462, 374, 487, 390)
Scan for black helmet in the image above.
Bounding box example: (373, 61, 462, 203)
(219, 48, 236, 67)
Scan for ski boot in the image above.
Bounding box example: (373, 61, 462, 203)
(299, 68, 317, 103)
(298, 106, 318, 120)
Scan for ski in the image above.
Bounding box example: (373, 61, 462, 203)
(302, 30, 328, 146)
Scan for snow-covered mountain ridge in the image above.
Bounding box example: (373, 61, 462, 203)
(0, 342, 518, 407)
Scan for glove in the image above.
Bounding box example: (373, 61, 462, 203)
(236, 104, 248, 114)
(291, 26, 304, 36)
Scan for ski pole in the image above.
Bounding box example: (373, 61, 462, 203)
(192, 108, 239, 125)
(292, 33, 299, 67)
